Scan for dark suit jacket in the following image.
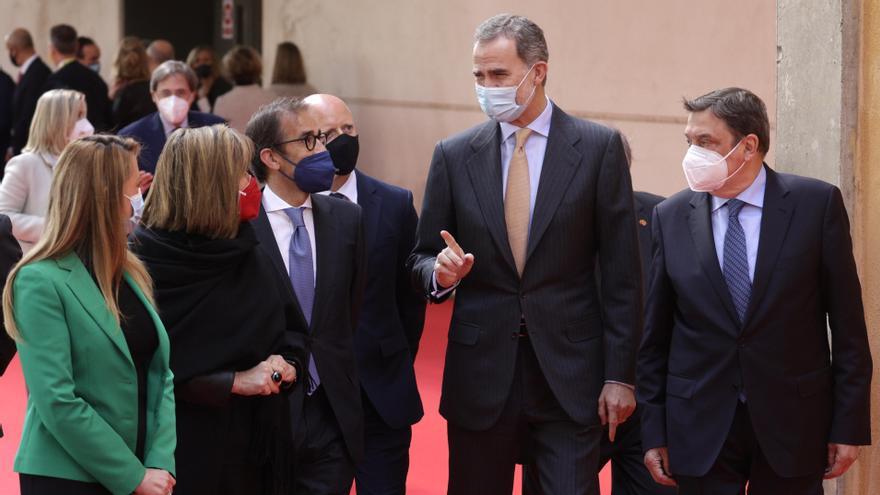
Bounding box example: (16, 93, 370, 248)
(251, 193, 367, 461)
(353, 172, 425, 429)
(0, 214, 24, 438)
(44, 60, 112, 132)
(638, 165, 872, 478)
(118, 111, 226, 175)
(10, 57, 51, 154)
(0, 71, 13, 168)
(408, 104, 643, 431)
(634, 191, 665, 299)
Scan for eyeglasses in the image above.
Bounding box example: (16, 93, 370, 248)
(274, 132, 328, 152)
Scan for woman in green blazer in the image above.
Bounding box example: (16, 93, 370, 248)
(3, 135, 177, 495)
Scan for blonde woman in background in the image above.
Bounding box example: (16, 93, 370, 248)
(0, 89, 93, 252)
(4, 135, 176, 495)
(269, 41, 317, 98)
(212, 45, 276, 132)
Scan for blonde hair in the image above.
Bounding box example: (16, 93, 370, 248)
(24, 89, 85, 156)
(114, 36, 151, 82)
(4, 135, 154, 340)
(143, 124, 252, 240)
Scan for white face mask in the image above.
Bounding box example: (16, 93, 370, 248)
(681, 141, 746, 192)
(125, 188, 145, 227)
(157, 95, 189, 126)
(475, 65, 537, 122)
(68, 118, 94, 142)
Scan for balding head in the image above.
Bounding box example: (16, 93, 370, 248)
(5, 28, 35, 66)
(147, 39, 175, 70)
(303, 94, 357, 140)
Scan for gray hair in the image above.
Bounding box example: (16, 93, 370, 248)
(474, 14, 549, 65)
(150, 60, 198, 93)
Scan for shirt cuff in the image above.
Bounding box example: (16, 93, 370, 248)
(431, 271, 459, 298)
(605, 380, 635, 391)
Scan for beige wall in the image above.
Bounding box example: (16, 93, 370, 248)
(0, 0, 121, 83)
(262, 0, 776, 207)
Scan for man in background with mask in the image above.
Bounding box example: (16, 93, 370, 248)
(246, 97, 366, 494)
(5, 28, 51, 158)
(76, 36, 101, 73)
(638, 87, 872, 494)
(408, 14, 642, 495)
(305, 93, 426, 495)
(119, 60, 224, 180)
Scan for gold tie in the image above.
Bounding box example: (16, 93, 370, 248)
(505, 128, 533, 275)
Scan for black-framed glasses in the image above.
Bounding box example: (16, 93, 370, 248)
(274, 132, 328, 152)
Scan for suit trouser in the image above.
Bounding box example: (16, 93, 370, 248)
(354, 389, 413, 495)
(521, 408, 677, 495)
(447, 335, 601, 495)
(290, 386, 355, 495)
(675, 401, 823, 495)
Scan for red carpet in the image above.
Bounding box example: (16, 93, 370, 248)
(0, 301, 610, 494)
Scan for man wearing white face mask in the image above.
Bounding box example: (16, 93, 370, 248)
(408, 13, 642, 495)
(637, 87, 872, 494)
(118, 60, 225, 178)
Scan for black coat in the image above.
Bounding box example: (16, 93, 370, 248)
(111, 80, 156, 130)
(638, 165, 872, 478)
(44, 60, 112, 132)
(408, 104, 643, 430)
(10, 57, 51, 154)
(0, 214, 24, 439)
(0, 71, 13, 168)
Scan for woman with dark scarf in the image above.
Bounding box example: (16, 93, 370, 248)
(131, 125, 302, 494)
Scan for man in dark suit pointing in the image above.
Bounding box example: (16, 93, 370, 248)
(638, 87, 872, 494)
(408, 14, 643, 495)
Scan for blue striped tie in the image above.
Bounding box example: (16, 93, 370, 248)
(283, 207, 320, 394)
(722, 199, 751, 324)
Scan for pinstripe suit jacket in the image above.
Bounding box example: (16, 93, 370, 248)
(408, 104, 643, 430)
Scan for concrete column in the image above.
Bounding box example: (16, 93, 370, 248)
(777, 1, 878, 494)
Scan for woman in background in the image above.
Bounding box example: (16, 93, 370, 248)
(4, 135, 176, 495)
(269, 41, 317, 98)
(185, 45, 232, 113)
(131, 125, 300, 494)
(0, 89, 92, 252)
(110, 37, 156, 129)
(213, 45, 276, 132)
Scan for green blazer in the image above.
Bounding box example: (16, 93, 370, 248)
(12, 252, 176, 495)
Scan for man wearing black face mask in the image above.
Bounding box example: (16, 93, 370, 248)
(246, 96, 367, 494)
(304, 93, 426, 495)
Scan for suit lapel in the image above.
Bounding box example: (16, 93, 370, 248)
(525, 106, 582, 262)
(687, 192, 741, 331)
(356, 173, 381, 252)
(743, 166, 793, 328)
(464, 121, 517, 273)
(58, 254, 133, 366)
(310, 195, 337, 334)
(251, 206, 309, 329)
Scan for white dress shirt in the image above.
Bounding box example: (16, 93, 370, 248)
(318, 170, 358, 204)
(262, 185, 317, 285)
(710, 166, 766, 281)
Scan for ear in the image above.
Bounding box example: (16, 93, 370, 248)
(743, 134, 760, 158)
(533, 61, 548, 86)
(259, 148, 280, 171)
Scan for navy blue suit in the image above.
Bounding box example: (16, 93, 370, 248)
(351, 172, 426, 495)
(118, 111, 225, 175)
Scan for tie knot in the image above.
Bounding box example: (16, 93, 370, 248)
(726, 199, 746, 219)
(514, 128, 533, 149)
(283, 207, 305, 227)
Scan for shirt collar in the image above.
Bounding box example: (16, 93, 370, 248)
(160, 114, 190, 137)
(711, 165, 767, 212)
(319, 170, 358, 203)
(262, 184, 313, 213)
(20, 54, 38, 75)
(499, 96, 553, 143)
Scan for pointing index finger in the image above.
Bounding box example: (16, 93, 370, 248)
(440, 230, 464, 256)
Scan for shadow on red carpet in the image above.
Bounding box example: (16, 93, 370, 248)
(0, 301, 609, 494)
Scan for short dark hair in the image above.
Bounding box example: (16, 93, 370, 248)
(50, 24, 78, 56)
(223, 45, 262, 86)
(245, 97, 308, 181)
(76, 36, 95, 58)
(683, 87, 770, 155)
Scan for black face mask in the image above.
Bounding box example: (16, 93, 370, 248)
(194, 64, 213, 79)
(326, 133, 359, 176)
(9, 52, 20, 67)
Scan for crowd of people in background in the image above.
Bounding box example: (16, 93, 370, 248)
(0, 12, 872, 495)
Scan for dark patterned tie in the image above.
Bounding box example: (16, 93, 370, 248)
(722, 199, 751, 324)
(283, 207, 320, 394)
